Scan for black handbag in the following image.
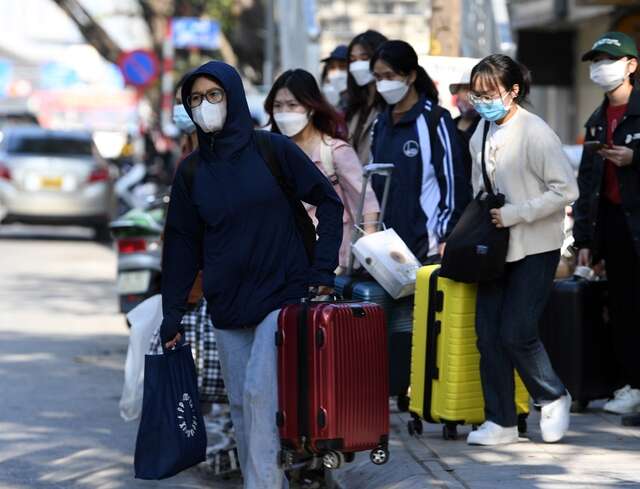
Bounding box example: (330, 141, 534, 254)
(440, 122, 509, 283)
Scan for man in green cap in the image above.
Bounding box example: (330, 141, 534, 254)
(574, 31, 640, 416)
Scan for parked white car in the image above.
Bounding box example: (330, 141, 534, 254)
(0, 126, 116, 240)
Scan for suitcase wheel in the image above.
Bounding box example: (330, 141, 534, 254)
(517, 413, 528, 435)
(396, 394, 410, 413)
(442, 423, 458, 440)
(322, 450, 345, 470)
(571, 400, 589, 413)
(407, 418, 423, 437)
(370, 446, 389, 465)
(278, 449, 294, 470)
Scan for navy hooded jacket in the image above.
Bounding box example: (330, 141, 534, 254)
(160, 61, 343, 342)
(370, 95, 471, 261)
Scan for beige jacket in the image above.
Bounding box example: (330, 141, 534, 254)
(348, 107, 380, 165)
(470, 107, 579, 262)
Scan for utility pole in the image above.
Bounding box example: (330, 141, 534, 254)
(263, 0, 275, 87)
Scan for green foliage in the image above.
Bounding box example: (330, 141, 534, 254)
(202, 0, 236, 35)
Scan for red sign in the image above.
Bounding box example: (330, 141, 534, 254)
(118, 50, 159, 88)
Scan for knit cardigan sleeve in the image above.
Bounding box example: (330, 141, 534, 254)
(500, 120, 579, 228)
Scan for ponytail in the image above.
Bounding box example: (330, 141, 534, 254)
(415, 66, 438, 102)
(371, 40, 439, 102)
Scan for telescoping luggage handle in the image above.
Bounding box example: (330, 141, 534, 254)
(347, 163, 395, 275)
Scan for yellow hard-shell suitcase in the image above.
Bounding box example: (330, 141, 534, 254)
(408, 265, 529, 439)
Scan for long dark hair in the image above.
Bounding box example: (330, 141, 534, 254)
(370, 40, 438, 102)
(345, 30, 388, 122)
(470, 54, 532, 104)
(264, 69, 346, 140)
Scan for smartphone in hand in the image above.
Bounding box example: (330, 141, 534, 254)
(584, 141, 606, 154)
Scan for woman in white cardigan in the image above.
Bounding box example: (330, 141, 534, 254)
(466, 55, 579, 446)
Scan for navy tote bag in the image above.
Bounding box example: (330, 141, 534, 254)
(134, 343, 207, 479)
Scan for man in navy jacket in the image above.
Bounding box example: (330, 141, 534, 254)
(160, 61, 343, 487)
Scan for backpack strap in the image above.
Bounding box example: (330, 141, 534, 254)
(319, 137, 338, 185)
(253, 130, 317, 263)
(179, 130, 316, 263)
(182, 151, 199, 196)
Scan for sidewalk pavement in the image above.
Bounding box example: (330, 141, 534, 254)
(329, 400, 640, 489)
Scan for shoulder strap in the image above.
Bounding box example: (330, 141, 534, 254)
(253, 130, 317, 263)
(180, 131, 316, 263)
(319, 137, 337, 181)
(182, 152, 199, 196)
(480, 121, 494, 195)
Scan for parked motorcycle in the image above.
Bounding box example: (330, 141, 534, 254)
(110, 196, 167, 314)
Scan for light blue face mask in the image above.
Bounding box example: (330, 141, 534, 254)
(173, 104, 196, 134)
(473, 97, 510, 122)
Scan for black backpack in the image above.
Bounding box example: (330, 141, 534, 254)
(181, 130, 316, 263)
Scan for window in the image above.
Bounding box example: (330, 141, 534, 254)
(9, 136, 93, 156)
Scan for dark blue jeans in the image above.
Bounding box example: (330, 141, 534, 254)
(476, 250, 566, 427)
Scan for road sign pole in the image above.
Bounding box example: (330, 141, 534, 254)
(264, 0, 275, 87)
(161, 18, 175, 135)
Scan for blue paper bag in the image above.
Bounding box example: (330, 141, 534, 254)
(134, 344, 207, 479)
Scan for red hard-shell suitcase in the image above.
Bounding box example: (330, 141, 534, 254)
(276, 301, 390, 470)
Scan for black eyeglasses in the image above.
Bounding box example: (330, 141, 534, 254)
(187, 89, 225, 108)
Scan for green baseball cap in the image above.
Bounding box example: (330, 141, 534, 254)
(582, 32, 639, 61)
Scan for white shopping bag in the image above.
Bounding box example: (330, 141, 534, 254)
(119, 294, 163, 422)
(352, 228, 421, 299)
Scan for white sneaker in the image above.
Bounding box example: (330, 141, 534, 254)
(540, 392, 571, 443)
(467, 421, 519, 446)
(603, 385, 640, 414)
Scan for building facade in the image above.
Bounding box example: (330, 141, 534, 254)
(509, 0, 638, 143)
(315, 0, 433, 57)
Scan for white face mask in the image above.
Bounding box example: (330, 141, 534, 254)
(322, 83, 341, 107)
(328, 69, 348, 93)
(349, 60, 374, 87)
(192, 100, 227, 133)
(376, 79, 410, 105)
(274, 112, 310, 137)
(590, 58, 629, 93)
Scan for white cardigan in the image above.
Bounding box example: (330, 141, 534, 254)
(470, 107, 579, 263)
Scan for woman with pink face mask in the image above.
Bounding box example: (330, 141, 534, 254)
(265, 69, 380, 272)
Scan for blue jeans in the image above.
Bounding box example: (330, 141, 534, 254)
(476, 250, 566, 427)
(215, 310, 288, 489)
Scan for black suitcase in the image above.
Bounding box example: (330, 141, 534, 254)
(335, 275, 413, 404)
(539, 278, 615, 411)
(335, 163, 412, 410)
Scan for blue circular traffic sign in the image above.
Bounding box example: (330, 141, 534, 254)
(118, 50, 159, 88)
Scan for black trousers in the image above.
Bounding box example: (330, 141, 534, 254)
(476, 250, 565, 427)
(600, 200, 640, 389)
